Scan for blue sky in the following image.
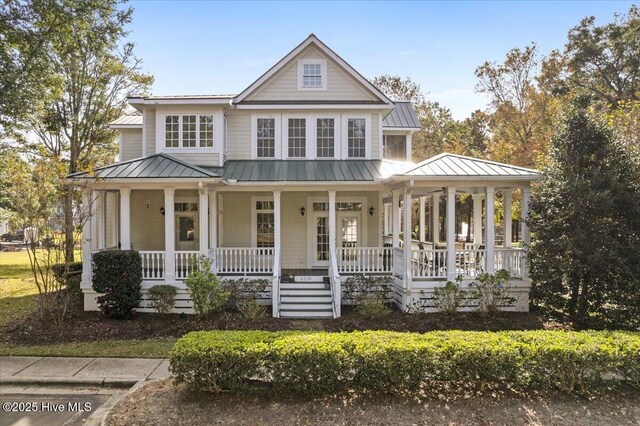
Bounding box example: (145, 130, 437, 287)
(127, 1, 635, 119)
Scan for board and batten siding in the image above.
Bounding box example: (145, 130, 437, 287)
(120, 129, 143, 161)
(245, 46, 377, 102)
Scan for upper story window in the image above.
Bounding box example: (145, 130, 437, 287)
(288, 118, 306, 158)
(347, 118, 366, 158)
(298, 59, 326, 90)
(316, 118, 335, 158)
(256, 118, 276, 158)
(165, 114, 214, 149)
(383, 135, 407, 161)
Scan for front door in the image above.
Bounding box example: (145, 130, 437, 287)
(175, 212, 198, 251)
(311, 209, 362, 268)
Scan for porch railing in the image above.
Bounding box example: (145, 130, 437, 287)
(337, 247, 393, 274)
(455, 248, 486, 278)
(175, 251, 199, 280)
(212, 247, 274, 274)
(495, 248, 525, 279)
(411, 249, 448, 279)
(140, 251, 165, 280)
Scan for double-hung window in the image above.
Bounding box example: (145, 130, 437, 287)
(288, 118, 306, 158)
(165, 114, 214, 149)
(316, 118, 335, 158)
(182, 115, 197, 148)
(165, 116, 180, 148)
(199, 115, 214, 147)
(298, 60, 326, 90)
(256, 118, 276, 158)
(347, 118, 366, 158)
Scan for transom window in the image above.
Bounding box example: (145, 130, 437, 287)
(256, 118, 276, 158)
(383, 135, 407, 161)
(288, 118, 306, 158)
(347, 118, 366, 158)
(255, 200, 274, 248)
(175, 202, 198, 212)
(165, 115, 214, 149)
(316, 118, 335, 158)
(303, 63, 322, 88)
(312, 202, 362, 211)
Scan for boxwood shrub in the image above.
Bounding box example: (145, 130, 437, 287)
(92, 250, 142, 319)
(170, 330, 640, 395)
(52, 261, 83, 294)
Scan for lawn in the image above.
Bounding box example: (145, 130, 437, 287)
(0, 338, 175, 358)
(0, 250, 40, 326)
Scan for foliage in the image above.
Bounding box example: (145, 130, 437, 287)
(602, 99, 640, 151)
(221, 278, 268, 309)
(237, 299, 268, 321)
(148, 284, 177, 314)
(92, 250, 142, 319)
(432, 275, 467, 313)
(51, 261, 83, 295)
(469, 270, 513, 314)
(343, 275, 393, 320)
(170, 330, 640, 395)
(528, 97, 640, 329)
(185, 256, 229, 316)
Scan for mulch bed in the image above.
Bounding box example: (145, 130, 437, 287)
(0, 299, 569, 346)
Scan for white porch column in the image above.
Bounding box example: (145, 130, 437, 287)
(328, 190, 336, 250)
(209, 190, 217, 250)
(503, 190, 513, 248)
(391, 190, 400, 247)
(383, 203, 390, 236)
(403, 188, 413, 290)
(119, 188, 131, 250)
(432, 193, 440, 243)
(274, 190, 282, 254)
(199, 186, 209, 256)
(485, 186, 495, 274)
(90, 190, 99, 251)
(472, 193, 483, 245)
(446, 187, 456, 281)
(521, 187, 531, 280)
(81, 189, 93, 288)
(164, 188, 175, 283)
(419, 196, 426, 242)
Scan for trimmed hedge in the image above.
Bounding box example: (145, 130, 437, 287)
(92, 250, 142, 318)
(170, 330, 640, 395)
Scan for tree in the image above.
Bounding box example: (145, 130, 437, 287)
(5, 0, 153, 262)
(527, 96, 640, 329)
(371, 75, 425, 103)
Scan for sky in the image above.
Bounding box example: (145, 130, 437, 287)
(126, 1, 636, 120)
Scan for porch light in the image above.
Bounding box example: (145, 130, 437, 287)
(300, 207, 306, 216)
(369, 206, 375, 216)
(160, 207, 165, 216)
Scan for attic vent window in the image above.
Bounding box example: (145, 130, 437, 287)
(298, 59, 326, 90)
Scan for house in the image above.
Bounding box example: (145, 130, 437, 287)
(70, 35, 538, 318)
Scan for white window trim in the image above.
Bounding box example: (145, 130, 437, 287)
(251, 114, 281, 159)
(297, 59, 327, 91)
(383, 130, 413, 162)
(282, 115, 311, 159)
(314, 114, 341, 160)
(162, 113, 216, 153)
(251, 195, 275, 247)
(342, 115, 371, 159)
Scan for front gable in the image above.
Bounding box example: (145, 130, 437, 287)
(237, 35, 392, 105)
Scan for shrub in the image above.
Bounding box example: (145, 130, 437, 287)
(469, 269, 513, 313)
(343, 275, 393, 319)
(92, 250, 142, 319)
(185, 256, 229, 315)
(170, 330, 640, 395)
(432, 275, 466, 313)
(221, 278, 268, 310)
(237, 299, 268, 320)
(52, 261, 83, 294)
(148, 284, 178, 314)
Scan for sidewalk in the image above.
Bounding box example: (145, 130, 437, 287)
(0, 356, 170, 387)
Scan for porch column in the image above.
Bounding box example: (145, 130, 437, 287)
(403, 188, 413, 290)
(81, 188, 93, 289)
(328, 190, 336, 250)
(119, 188, 131, 250)
(485, 186, 495, 274)
(164, 188, 175, 283)
(90, 190, 99, 251)
(446, 187, 456, 281)
(274, 190, 282, 255)
(432, 193, 440, 243)
(199, 186, 209, 256)
(472, 193, 483, 245)
(209, 190, 217, 250)
(503, 190, 512, 248)
(391, 190, 400, 247)
(383, 203, 390, 236)
(418, 196, 426, 242)
(521, 186, 531, 280)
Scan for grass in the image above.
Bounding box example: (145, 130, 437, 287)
(0, 338, 176, 358)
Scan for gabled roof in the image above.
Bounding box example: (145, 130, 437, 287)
(68, 154, 220, 180)
(401, 153, 540, 178)
(110, 115, 143, 128)
(383, 102, 421, 130)
(234, 34, 394, 105)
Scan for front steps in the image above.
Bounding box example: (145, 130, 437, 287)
(278, 275, 334, 319)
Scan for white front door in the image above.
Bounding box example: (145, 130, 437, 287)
(311, 211, 362, 268)
(175, 212, 198, 251)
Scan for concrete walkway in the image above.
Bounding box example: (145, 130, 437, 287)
(0, 356, 170, 387)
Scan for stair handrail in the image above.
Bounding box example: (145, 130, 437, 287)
(272, 246, 281, 318)
(328, 245, 341, 318)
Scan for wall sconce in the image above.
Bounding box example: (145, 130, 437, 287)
(369, 206, 375, 216)
(300, 207, 306, 216)
(160, 206, 165, 216)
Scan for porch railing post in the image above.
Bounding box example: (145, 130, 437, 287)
(164, 187, 175, 283)
(485, 186, 496, 274)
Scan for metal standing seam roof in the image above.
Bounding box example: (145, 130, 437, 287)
(401, 153, 540, 177)
(383, 102, 421, 129)
(68, 153, 220, 180)
(204, 160, 412, 182)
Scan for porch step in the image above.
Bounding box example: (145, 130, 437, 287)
(281, 296, 332, 303)
(278, 310, 334, 319)
(280, 289, 331, 297)
(280, 282, 328, 290)
(278, 275, 334, 319)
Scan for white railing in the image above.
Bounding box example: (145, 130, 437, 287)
(455, 248, 486, 278)
(328, 245, 341, 318)
(140, 251, 165, 280)
(212, 247, 274, 274)
(337, 247, 393, 274)
(495, 248, 525, 279)
(272, 247, 281, 318)
(411, 249, 448, 279)
(175, 251, 199, 280)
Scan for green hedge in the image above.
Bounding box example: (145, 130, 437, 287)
(92, 250, 142, 319)
(170, 330, 640, 394)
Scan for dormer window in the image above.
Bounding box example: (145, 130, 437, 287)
(298, 59, 326, 90)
